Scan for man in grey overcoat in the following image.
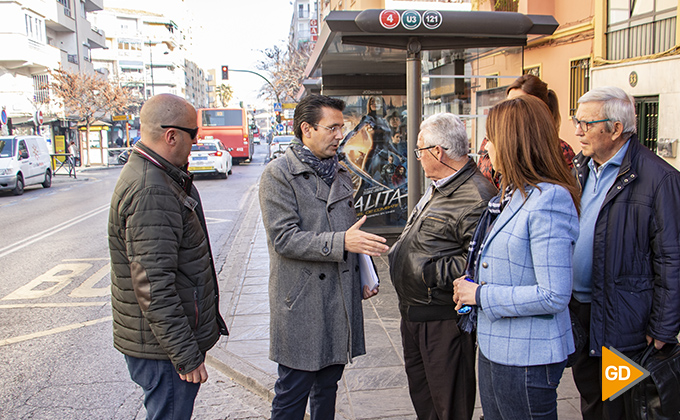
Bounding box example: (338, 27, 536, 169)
(259, 94, 389, 420)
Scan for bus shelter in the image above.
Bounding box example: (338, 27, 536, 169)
(303, 9, 558, 235)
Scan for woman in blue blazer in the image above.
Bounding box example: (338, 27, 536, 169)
(454, 95, 580, 420)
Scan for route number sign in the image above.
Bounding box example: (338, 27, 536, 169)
(423, 11, 443, 30)
(401, 10, 421, 30)
(379, 10, 400, 29)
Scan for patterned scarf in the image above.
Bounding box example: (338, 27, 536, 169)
(290, 140, 339, 186)
(458, 185, 514, 333)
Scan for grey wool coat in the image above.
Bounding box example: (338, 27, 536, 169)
(259, 146, 366, 371)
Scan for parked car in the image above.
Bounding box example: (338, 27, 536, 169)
(188, 139, 233, 178)
(0, 136, 52, 195)
(268, 135, 295, 160)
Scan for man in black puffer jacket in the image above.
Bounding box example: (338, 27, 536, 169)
(388, 113, 497, 420)
(108, 94, 228, 419)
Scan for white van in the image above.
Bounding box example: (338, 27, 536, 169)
(0, 136, 52, 195)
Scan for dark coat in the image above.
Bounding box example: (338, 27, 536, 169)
(388, 158, 497, 321)
(259, 146, 365, 371)
(108, 142, 228, 374)
(573, 136, 680, 356)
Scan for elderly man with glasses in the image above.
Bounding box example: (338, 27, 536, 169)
(388, 113, 497, 420)
(569, 86, 680, 420)
(108, 94, 229, 419)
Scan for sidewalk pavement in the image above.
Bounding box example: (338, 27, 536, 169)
(206, 194, 585, 419)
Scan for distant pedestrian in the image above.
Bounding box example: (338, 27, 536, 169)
(389, 113, 497, 419)
(454, 95, 580, 420)
(569, 86, 680, 420)
(68, 141, 77, 178)
(259, 94, 389, 420)
(477, 74, 575, 187)
(108, 94, 228, 420)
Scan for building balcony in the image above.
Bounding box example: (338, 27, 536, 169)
(44, 1, 76, 33)
(84, 0, 104, 13)
(88, 26, 106, 49)
(0, 34, 61, 74)
(607, 16, 677, 61)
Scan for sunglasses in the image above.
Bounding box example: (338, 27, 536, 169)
(161, 125, 199, 140)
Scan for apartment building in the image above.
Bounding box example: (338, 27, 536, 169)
(0, 0, 105, 139)
(290, 0, 320, 47)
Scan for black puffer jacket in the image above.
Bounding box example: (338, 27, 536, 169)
(388, 159, 497, 321)
(108, 142, 228, 374)
(574, 136, 680, 356)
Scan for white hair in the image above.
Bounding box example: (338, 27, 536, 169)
(578, 86, 637, 135)
(419, 113, 468, 159)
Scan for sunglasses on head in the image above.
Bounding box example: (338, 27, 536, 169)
(161, 125, 199, 140)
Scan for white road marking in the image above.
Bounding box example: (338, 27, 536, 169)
(69, 263, 111, 298)
(2, 263, 92, 300)
(0, 203, 109, 259)
(0, 316, 112, 347)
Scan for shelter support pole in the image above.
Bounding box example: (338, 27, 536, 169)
(406, 38, 422, 215)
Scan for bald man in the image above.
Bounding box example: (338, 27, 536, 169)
(108, 94, 228, 419)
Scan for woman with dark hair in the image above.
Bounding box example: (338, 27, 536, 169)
(477, 74, 576, 187)
(453, 95, 580, 420)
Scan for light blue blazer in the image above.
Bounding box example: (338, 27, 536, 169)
(476, 183, 579, 366)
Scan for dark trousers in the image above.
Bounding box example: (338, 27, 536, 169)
(401, 318, 476, 420)
(125, 355, 200, 420)
(569, 299, 626, 420)
(271, 363, 345, 420)
(478, 351, 566, 420)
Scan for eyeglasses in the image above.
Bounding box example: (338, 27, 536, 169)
(571, 116, 610, 133)
(414, 145, 447, 159)
(161, 125, 199, 140)
(315, 123, 345, 135)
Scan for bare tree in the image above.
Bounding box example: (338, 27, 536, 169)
(257, 42, 313, 103)
(50, 69, 132, 166)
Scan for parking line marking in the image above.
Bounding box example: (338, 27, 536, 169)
(0, 316, 112, 347)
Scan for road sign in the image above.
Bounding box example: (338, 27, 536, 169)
(276, 123, 284, 133)
(274, 103, 283, 112)
(112, 115, 129, 121)
(1, 109, 7, 125)
(36, 110, 43, 125)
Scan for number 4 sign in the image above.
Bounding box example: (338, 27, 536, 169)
(379, 10, 400, 29)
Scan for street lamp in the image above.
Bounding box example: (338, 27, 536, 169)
(146, 40, 169, 98)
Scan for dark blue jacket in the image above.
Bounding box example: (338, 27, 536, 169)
(574, 136, 680, 356)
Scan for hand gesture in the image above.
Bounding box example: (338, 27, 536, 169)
(344, 215, 389, 256)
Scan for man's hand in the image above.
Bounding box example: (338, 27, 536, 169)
(646, 335, 667, 350)
(179, 362, 209, 383)
(345, 215, 389, 256)
(363, 285, 379, 299)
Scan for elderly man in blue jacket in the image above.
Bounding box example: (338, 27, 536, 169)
(570, 86, 680, 420)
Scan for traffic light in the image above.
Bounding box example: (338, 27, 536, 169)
(275, 110, 281, 123)
(221, 65, 228, 80)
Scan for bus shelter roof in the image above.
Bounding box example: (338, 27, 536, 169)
(304, 10, 559, 88)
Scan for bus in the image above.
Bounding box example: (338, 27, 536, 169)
(196, 108, 252, 164)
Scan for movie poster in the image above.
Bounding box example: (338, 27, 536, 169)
(336, 95, 409, 230)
